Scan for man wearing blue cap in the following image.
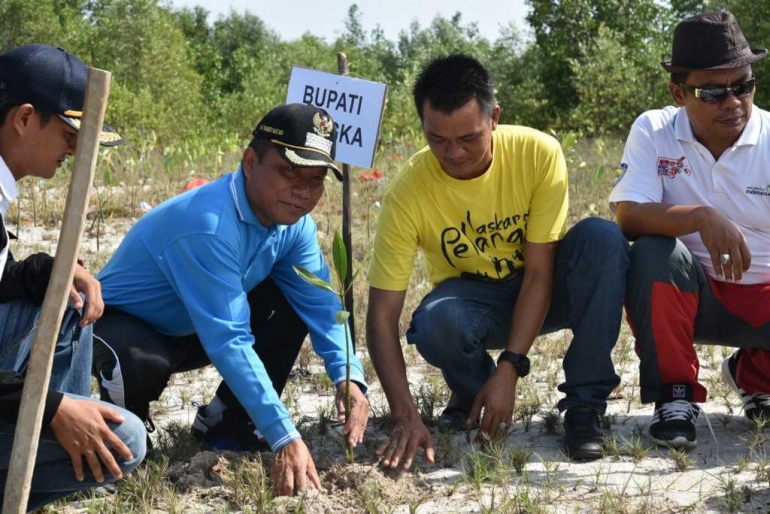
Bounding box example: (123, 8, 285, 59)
(0, 44, 145, 510)
(92, 103, 369, 495)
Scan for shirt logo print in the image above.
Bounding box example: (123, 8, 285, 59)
(657, 156, 692, 178)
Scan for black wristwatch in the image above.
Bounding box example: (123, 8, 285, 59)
(497, 351, 530, 378)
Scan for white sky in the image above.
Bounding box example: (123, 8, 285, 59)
(168, 0, 531, 42)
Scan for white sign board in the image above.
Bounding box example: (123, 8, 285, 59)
(287, 66, 387, 169)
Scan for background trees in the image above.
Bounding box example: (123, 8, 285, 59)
(1, 0, 767, 152)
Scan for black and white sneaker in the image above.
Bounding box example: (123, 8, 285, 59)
(722, 351, 770, 423)
(649, 400, 700, 449)
(191, 404, 270, 452)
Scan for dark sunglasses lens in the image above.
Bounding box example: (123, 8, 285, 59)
(734, 79, 756, 98)
(698, 88, 727, 103)
(698, 79, 755, 103)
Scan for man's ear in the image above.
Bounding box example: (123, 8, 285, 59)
(490, 104, 502, 130)
(669, 83, 685, 106)
(11, 104, 35, 135)
(242, 146, 257, 179)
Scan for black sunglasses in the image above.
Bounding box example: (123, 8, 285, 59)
(679, 77, 756, 104)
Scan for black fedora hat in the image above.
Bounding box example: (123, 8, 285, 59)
(662, 12, 767, 73)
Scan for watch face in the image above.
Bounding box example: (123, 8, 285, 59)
(499, 351, 530, 377)
(519, 357, 530, 377)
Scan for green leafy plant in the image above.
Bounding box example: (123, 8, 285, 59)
(294, 230, 357, 462)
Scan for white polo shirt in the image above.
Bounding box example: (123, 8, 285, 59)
(0, 157, 18, 277)
(610, 105, 770, 285)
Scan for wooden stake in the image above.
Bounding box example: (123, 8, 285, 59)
(3, 67, 111, 514)
(337, 52, 356, 349)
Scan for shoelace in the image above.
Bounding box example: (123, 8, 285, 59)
(653, 400, 719, 447)
(653, 400, 700, 422)
(744, 393, 770, 409)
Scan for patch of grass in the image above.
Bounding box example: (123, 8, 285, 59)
(514, 382, 541, 432)
(541, 409, 561, 435)
(716, 474, 751, 513)
(463, 439, 513, 488)
(602, 435, 621, 459)
(621, 435, 654, 462)
(107, 457, 178, 513)
(214, 454, 272, 511)
(669, 447, 691, 472)
(414, 374, 449, 426)
(153, 420, 203, 463)
(508, 445, 532, 475)
(479, 485, 547, 514)
(309, 371, 334, 395)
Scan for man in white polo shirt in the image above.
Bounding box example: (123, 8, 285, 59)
(610, 11, 770, 448)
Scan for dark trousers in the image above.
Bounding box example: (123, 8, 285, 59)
(626, 236, 770, 404)
(92, 278, 308, 425)
(406, 218, 630, 414)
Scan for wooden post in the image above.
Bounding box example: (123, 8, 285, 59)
(336, 52, 356, 349)
(3, 68, 111, 514)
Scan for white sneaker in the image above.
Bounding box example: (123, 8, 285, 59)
(722, 351, 770, 422)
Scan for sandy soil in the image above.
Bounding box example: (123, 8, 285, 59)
(14, 221, 770, 513)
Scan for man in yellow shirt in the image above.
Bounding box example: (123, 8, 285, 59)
(367, 54, 629, 466)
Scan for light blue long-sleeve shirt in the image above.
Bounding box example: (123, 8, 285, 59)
(98, 166, 366, 451)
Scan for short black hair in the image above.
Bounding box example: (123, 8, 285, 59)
(0, 84, 53, 128)
(670, 72, 689, 85)
(412, 54, 496, 121)
(247, 138, 273, 164)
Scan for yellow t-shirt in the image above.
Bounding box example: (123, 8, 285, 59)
(370, 125, 568, 291)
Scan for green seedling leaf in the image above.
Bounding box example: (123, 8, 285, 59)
(332, 230, 348, 283)
(293, 265, 335, 294)
(335, 310, 350, 325)
(343, 266, 364, 296)
(595, 166, 606, 179)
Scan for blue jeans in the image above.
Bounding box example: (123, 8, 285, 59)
(0, 299, 146, 512)
(407, 218, 629, 415)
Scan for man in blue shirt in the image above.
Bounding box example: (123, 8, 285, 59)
(93, 104, 369, 495)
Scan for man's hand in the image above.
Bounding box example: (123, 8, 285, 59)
(49, 396, 134, 483)
(698, 207, 751, 281)
(271, 439, 322, 496)
(376, 410, 435, 470)
(335, 381, 369, 447)
(70, 264, 104, 327)
(468, 364, 518, 441)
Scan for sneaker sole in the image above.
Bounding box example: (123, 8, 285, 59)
(650, 435, 696, 449)
(721, 356, 761, 422)
(566, 446, 603, 461)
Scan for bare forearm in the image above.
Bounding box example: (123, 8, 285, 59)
(366, 317, 417, 419)
(616, 202, 712, 240)
(507, 270, 553, 355)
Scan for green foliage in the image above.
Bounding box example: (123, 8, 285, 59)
(569, 25, 671, 135)
(525, 0, 674, 130)
(2, 0, 769, 157)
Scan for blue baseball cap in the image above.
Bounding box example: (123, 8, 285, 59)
(0, 44, 122, 146)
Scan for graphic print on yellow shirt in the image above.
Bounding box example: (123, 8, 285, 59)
(370, 126, 569, 291)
